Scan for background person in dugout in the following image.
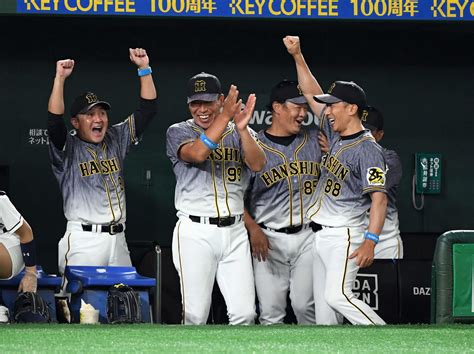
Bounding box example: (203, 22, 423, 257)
(47, 48, 157, 281)
(244, 80, 324, 325)
(166, 72, 266, 325)
(285, 35, 387, 325)
(362, 106, 403, 259)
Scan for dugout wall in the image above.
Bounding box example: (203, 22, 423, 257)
(0, 15, 473, 276)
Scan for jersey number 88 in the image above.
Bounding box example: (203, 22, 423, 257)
(324, 178, 341, 197)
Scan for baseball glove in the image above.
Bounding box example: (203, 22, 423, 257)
(107, 283, 142, 324)
(13, 292, 51, 323)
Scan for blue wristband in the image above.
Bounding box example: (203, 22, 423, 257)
(364, 231, 379, 244)
(137, 67, 152, 77)
(20, 239, 37, 267)
(200, 133, 219, 150)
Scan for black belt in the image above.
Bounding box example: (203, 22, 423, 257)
(189, 215, 242, 227)
(259, 222, 322, 234)
(82, 223, 124, 235)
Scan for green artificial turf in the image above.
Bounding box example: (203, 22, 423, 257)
(0, 324, 473, 353)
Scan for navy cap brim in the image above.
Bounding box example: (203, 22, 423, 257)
(187, 93, 220, 104)
(286, 96, 307, 105)
(79, 101, 111, 115)
(313, 94, 342, 104)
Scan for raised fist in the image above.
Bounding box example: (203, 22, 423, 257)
(56, 59, 75, 78)
(283, 35, 301, 56)
(129, 48, 150, 69)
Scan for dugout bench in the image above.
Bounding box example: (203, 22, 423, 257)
(0, 266, 61, 322)
(65, 266, 156, 323)
(64, 240, 162, 324)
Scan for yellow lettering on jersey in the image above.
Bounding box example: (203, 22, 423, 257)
(260, 161, 320, 187)
(321, 154, 349, 181)
(271, 168, 284, 182)
(89, 161, 100, 175)
(260, 172, 274, 187)
(289, 162, 299, 175)
(299, 161, 309, 174)
(208, 147, 241, 163)
(100, 160, 111, 173)
(108, 158, 119, 172)
(79, 157, 120, 177)
(79, 162, 90, 177)
(278, 164, 289, 178)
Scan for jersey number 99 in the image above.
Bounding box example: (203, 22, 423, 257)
(226, 167, 242, 182)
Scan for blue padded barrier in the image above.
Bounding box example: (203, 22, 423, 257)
(0, 266, 61, 322)
(65, 266, 156, 324)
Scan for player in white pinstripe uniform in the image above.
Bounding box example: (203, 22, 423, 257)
(0, 192, 39, 322)
(362, 106, 403, 259)
(47, 49, 157, 280)
(244, 80, 323, 324)
(285, 35, 387, 325)
(166, 73, 265, 325)
(0, 192, 38, 291)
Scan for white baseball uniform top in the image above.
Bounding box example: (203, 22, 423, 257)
(246, 129, 322, 229)
(307, 126, 387, 227)
(49, 117, 138, 225)
(0, 192, 24, 236)
(166, 119, 257, 217)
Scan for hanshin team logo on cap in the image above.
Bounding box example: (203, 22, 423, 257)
(362, 106, 384, 131)
(314, 81, 367, 108)
(267, 80, 307, 111)
(70, 91, 111, 117)
(187, 72, 222, 103)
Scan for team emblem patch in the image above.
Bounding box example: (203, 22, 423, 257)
(366, 167, 385, 186)
(328, 82, 336, 93)
(361, 109, 369, 122)
(194, 80, 207, 93)
(85, 92, 98, 104)
(297, 84, 303, 95)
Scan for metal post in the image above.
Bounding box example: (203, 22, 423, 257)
(154, 244, 162, 324)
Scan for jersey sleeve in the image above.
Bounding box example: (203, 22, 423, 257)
(47, 112, 68, 150)
(359, 142, 387, 195)
(109, 115, 139, 160)
(166, 123, 197, 166)
(134, 98, 158, 137)
(48, 132, 75, 175)
(0, 192, 24, 233)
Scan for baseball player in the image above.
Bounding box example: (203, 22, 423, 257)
(362, 107, 403, 259)
(0, 192, 38, 322)
(244, 80, 322, 325)
(285, 35, 387, 325)
(47, 48, 157, 281)
(166, 72, 265, 325)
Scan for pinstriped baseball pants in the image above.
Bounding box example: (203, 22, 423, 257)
(313, 226, 386, 325)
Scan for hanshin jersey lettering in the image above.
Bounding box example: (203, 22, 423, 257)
(246, 129, 321, 229)
(307, 125, 387, 227)
(49, 116, 137, 224)
(166, 119, 256, 217)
